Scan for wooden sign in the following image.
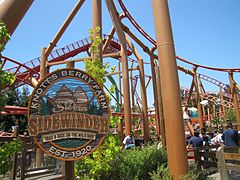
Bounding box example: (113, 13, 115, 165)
(28, 69, 109, 161)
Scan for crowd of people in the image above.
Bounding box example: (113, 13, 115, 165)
(186, 122, 240, 159)
(121, 122, 240, 152)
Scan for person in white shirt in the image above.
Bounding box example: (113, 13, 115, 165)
(211, 128, 223, 145)
(122, 132, 135, 149)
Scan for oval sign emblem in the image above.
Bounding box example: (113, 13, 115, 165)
(28, 68, 109, 161)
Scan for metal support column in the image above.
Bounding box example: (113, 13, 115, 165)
(125, 35, 149, 142)
(92, 0, 102, 62)
(219, 84, 225, 113)
(138, 57, 149, 142)
(150, 53, 161, 136)
(106, 0, 132, 136)
(154, 61, 166, 148)
(118, 61, 124, 141)
(0, 0, 33, 35)
(45, 0, 85, 56)
(36, 47, 48, 168)
(193, 67, 203, 130)
(229, 72, 240, 130)
(10, 126, 19, 180)
(60, 61, 76, 180)
(152, 0, 188, 178)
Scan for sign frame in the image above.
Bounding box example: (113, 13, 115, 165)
(28, 68, 110, 161)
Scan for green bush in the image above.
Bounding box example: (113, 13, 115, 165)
(180, 164, 216, 180)
(150, 163, 216, 180)
(224, 109, 236, 123)
(149, 164, 169, 180)
(0, 138, 22, 175)
(75, 134, 121, 179)
(76, 143, 168, 180)
(106, 144, 167, 180)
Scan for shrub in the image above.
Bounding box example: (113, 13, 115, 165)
(0, 138, 22, 175)
(180, 164, 216, 180)
(108, 144, 167, 180)
(75, 143, 168, 180)
(75, 134, 121, 179)
(149, 164, 169, 180)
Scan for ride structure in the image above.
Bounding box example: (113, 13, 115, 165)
(1, 0, 240, 179)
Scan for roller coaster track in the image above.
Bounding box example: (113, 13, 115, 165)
(132, 71, 234, 112)
(2, 34, 130, 87)
(197, 73, 226, 87)
(118, 0, 240, 73)
(131, 74, 155, 113)
(197, 73, 234, 100)
(201, 93, 233, 109)
(1, 34, 133, 115)
(118, 0, 156, 46)
(1, 56, 39, 87)
(2, 0, 239, 120)
(0, 131, 15, 137)
(118, 0, 238, 105)
(1, 106, 28, 115)
(181, 86, 233, 109)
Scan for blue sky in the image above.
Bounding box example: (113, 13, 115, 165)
(3, 0, 240, 107)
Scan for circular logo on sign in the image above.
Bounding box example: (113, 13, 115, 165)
(28, 69, 109, 161)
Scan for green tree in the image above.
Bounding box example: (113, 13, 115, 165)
(0, 20, 15, 110)
(19, 85, 30, 107)
(0, 86, 29, 133)
(84, 27, 108, 86)
(0, 21, 22, 176)
(0, 138, 22, 175)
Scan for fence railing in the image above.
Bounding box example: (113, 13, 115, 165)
(192, 145, 240, 179)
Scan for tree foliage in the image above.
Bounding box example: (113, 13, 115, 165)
(0, 86, 29, 133)
(0, 138, 22, 175)
(76, 144, 168, 180)
(75, 133, 121, 179)
(0, 20, 10, 52)
(0, 21, 23, 176)
(84, 27, 108, 86)
(0, 20, 15, 110)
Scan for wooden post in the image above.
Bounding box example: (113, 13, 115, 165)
(150, 53, 161, 136)
(20, 141, 26, 180)
(219, 84, 225, 113)
(45, 0, 86, 56)
(62, 61, 76, 180)
(130, 62, 135, 112)
(36, 47, 48, 168)
(207, 108, 210, 121)
(152, 0, 188, 178)
(106, 0, 132, 136)
(154, 62, 166, 148)
(125, 35, 149, 142)
(92, 0, 102, 63)
(138, 57, 149, 142)
(217, 147, 229, 180)
(118, 61, 124, 141)
(130, 61, 137, 135)
(193, 67, 203, 130)
(229, 72, 240, 130)
(0, 0, 33, 35)
(10, 126, 19, 180)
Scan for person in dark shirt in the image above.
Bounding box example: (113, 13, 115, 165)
(188, 131, 203, 148)
(222, 123, 240, 147)
(200, 128, 211, 146)
(187, 131, 203, 162)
